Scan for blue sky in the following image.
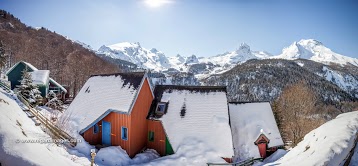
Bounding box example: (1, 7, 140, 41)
(1, 0, 358, 58)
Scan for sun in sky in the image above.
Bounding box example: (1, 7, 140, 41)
(144, 0, 173, 8)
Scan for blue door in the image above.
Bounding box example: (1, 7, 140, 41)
(102, 121, 111, 145)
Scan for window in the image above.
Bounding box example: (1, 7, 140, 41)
(148, 131, 154, 142)
(121, 127, 128, 140)
(93, 124, 99, 134)
(156, 102, 167, 114)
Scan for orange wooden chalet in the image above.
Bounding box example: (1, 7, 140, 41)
(61, 72, 154, 157)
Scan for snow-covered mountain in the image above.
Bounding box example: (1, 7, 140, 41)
(97, 39, 358, 79)
(201, 43, 270, 67)
(273, 39, 358, 66)
(97, 42, 269, 76)
(97, 42, 171, 71)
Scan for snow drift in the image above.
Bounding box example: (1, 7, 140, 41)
(269, 111, 358, 166)
(0, 90, 90, 165)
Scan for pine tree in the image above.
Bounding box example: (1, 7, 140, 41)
(17, 68, 43, 106)
(17, 68, 33, 99)
(30, 88, 43, 106)
(45, 90, 63, 111)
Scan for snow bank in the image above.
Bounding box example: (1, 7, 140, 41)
(268, 111, 358, 166)
(263, 149, 287, 163)
(95, 146, 132, 166)
(350, 142, 358, 166)
(95, 147, 159, 166)
(0, 90, 90, 166)
(140, 138, 228, 166)
(229, 102, 283, 160)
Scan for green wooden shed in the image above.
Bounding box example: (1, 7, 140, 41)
(6, 61, 67, 98)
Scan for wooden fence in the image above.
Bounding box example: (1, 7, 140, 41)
(17, 92, 77, 147)
(0, 79, 11, 92)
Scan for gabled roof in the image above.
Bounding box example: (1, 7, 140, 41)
(148, 85, 234, 158)
(60, 72, 148, 134)
(6, 61, 37, 75)
(229, 102, 284, 160)
(6, 61, 67, 93)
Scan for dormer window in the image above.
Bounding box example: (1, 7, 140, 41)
(156, 102, 167, 115)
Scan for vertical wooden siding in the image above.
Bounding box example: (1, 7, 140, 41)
(82, 112, 131, 151)
(102, 112, 131, 152)
(147, 120, 166, 156)
(129, 78, 154, 157)
(82, 121, 101, 145)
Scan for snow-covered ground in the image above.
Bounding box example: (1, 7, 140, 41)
(350, 142, 358, 166)
(139, 139, 229, 166)
(0, 89, 91, 165)
(0, 88, 159, 166)
(265, 111, 358, 166)
(320, 66, 358, 98)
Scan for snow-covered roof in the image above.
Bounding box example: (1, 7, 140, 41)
(148, 85, 234, 158)
(229, 102, 284, 160)
(49, 78, 67, 93)
(30, 70, 49, 85)
(22, 61, 38, 71)
(6, 61, 38, 75)
(61, 72, 147, 134)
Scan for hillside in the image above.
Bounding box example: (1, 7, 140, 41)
(0, 10, 118, 96)
(203, 59, 358, 116)
(0, 89, 90, 165)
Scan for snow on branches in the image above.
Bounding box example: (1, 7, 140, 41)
(16, 68, 43, 106)
(45, 90, 63, 111)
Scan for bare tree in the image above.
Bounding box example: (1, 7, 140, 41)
(0, 40, 6, 69)
(274, 81, 324, 146)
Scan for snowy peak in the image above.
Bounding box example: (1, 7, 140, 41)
(203, 42, 265, 67)
(97, 42, 171, 71)
(275, 39, 358, 66)
(297, 39, 323, 47)
(185, 55, 199, 64)
(105, 42, 142, 52)
(176, 54, 185, 63)
(236, 42, 251, 55)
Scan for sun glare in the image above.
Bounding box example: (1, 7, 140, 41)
(144, 0, 172, 8)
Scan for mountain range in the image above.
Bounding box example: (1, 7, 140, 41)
(96, 39, 358, 79)
(94, 39, 358, 109)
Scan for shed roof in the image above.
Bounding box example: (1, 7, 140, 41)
(148, 85, 234, 158)
(229, 102, 284, 160)
(60, 72, 147, 134)
(30, 70, 50, 85)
